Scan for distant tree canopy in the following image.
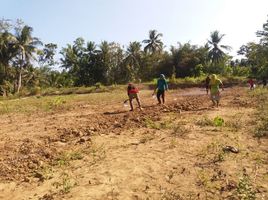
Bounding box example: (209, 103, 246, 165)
(237, 16, 268, 78)
(1, 15, 268, 96)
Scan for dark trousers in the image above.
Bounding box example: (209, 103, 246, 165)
(157, 90, 165, 104)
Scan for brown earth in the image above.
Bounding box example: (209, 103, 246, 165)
(0, 87, 267, 200)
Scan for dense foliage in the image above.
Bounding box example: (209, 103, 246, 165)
(1, 16, 268, 96)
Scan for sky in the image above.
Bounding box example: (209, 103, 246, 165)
(1, 0, 268, 59)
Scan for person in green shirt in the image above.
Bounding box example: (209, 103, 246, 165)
(209, 74, 224, 107)
(153, 74, 168, 104)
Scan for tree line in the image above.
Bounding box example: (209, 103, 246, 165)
(1, 16, 268, 96)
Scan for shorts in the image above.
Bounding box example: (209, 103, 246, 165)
(129, 93, 139, 100)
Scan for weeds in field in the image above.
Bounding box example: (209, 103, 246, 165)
(161, 190, 183, 200)
(168, 138, 177, 149)
(196, 116, 225, 128)
(33, 165, 54, 181)
(144, 118, 173, 130)
(254, 117, 268, 138)
(234, 174, 256, 200)
(53, 172, 76, 194)
(47, 97, 66, 110)
(55, 151, 83, 167)
(139, 134, 155, 144)
(171, 124, 189, 137)
(250, 88, 268, 138)
(83, 144, 106, 165)
(200, 141, 226, 163)
(225, 119, 242, 131)
(196, 116, 214, 126)
(196, 170, 211, 188)
(0, 101, 9, 114)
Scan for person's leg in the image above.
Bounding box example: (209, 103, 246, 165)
(162, 91, 165, 104)
(157, 90, 161, 104)
(129, 94, 134, 111)
(211, 94, 216, 106)
(129, 99, 134, 111)
(216, 93, 220, 107)
(135, 94, 142, 110)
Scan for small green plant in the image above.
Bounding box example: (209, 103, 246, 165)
(213, 116, 224, 127)
(47, 97, 66, 110)
(61, 173, 73, 193)
(168, 138, 177, 149)
(89, 144, 106, 165)
(196, 116, 225, 127)
(235, 174, 256, 200)
(53, 172, 76, 194)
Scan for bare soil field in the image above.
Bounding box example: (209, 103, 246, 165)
(0, 87, 267, 200)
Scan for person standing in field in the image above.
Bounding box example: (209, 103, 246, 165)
(153, 74, 168, 104)
(247, 78, 255, 90)
(127, 83, 142, 111)
(209, 74, 224, 107)
(205, 75, 211, 95)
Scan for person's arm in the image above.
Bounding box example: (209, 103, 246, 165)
(220, 81, 224, 91)
(165, 79, 168, 91)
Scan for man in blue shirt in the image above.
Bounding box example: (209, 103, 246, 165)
(153, 74, 168, 104)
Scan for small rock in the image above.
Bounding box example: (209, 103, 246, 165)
(78, 138, 86, 143)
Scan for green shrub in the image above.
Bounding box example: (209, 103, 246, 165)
(213, 116, 224, 127)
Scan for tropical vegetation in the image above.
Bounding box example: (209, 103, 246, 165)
(1, 15, 268, 96)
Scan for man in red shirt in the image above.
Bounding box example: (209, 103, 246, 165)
(127, 83, 142, 111)
(248, 78, 255, 90)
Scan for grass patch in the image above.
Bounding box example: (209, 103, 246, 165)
(233, 173, 256, 200)
(250, 88, 268, 138)
(0, 89, 129, 115)
(199, 140, 226, 163)
(53, 172, 77, 194)
(54, 151, 84, 167)
(143, 117, 173, 130)
(196, 116, 225, 127)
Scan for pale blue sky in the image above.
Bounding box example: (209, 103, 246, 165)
(1, 0, 268, 58)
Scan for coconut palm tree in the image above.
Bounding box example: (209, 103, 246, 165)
(124, 41, 142, 81)
(125, 41, 142, 67)
(0, 31, 17, 77)
(143, 30, 163, 54)
(14, 25, 42, 92)
(207, 30, 231, 63)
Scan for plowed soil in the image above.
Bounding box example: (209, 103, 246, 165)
(0, 87, 267, 200)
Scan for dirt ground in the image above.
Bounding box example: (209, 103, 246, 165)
(0, 87, 267, 200)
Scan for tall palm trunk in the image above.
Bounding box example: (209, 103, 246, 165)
(17, 66, 22, 93)
(17, 54, 24, 93)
